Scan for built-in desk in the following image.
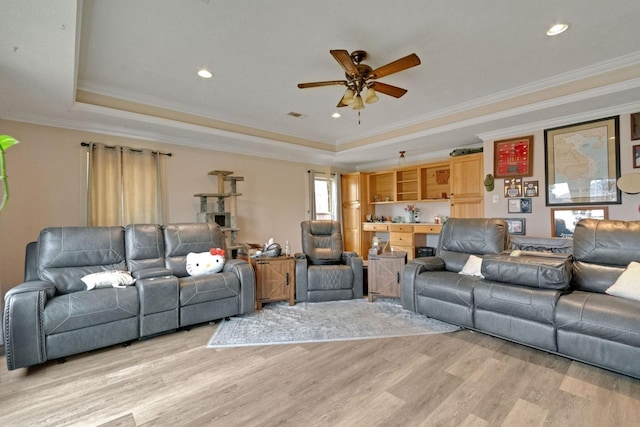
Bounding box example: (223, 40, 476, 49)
(362, 222, 442, 260)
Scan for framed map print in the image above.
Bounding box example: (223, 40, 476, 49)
(544, 116, 621, 206)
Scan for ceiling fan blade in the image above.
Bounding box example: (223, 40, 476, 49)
(370, 53, 421, 79)
(297, 80, 347, 89)
(371, 82, 408, 98)
(330, 49, 359, 77)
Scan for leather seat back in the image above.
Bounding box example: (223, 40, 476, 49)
(125, 224, 165, 273)
(437, 218, 509, 272)
(37, 226, 126, 294)
(572, 219, 640, 293)
(301, 220, 344, 265)
(163, 223, 226, 277)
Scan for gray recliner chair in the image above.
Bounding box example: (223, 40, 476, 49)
(295, 220, 363, 302)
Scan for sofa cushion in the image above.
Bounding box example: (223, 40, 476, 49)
(481, 253, 572, 290)
(124, 224, 165, 273)
(307, 265, 354, 291)
(178, 272, 240, 307)
(605, 261, 640, 301)
(43, 287, 139, 335)
(556, 291, 640, 348)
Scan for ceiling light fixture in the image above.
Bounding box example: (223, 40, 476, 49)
(398, 150, 406, 167)
(546, 23, 569, 36)
(197, 69, 213, 79)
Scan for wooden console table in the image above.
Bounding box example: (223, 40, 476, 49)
(251, 256, 295, 310)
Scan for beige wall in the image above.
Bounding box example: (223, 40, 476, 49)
(0, 119, 315, 298)
(483, 113, 640, 236)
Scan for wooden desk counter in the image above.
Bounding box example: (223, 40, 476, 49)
(362, 223, 442, 260)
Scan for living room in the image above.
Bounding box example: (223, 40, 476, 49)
(2, 1, 640, 425)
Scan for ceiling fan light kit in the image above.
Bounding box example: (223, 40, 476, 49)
(298, 49, 421, 122)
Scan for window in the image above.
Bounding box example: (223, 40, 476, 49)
(308, 170, 340, 221)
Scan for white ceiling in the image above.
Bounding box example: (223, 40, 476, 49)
(2, 0, 640, 170)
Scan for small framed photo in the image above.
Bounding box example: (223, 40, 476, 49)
(501, 218, 526, 235)
(503, 177, 522, 198)
(508, 198, 532, 213)
(634, 145, 640, 169)
(632, 112, 640, 141)
(523, 180, 539, 197)
(550, 207, 609, 238)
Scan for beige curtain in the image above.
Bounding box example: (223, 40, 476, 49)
(87, 143, 164, 226)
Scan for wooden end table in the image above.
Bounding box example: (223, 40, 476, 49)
(367, 251, 407, 302)
(250, 255, 295, 310)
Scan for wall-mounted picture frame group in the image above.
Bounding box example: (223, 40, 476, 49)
(501, 218, 526, 235)
(494, 135, 534, 178)
(634, 145, 640, 169)
(544, 116, 621, 206)
(550, 207, 609, 238)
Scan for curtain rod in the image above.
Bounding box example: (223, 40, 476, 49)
(81, 142, 172, 157)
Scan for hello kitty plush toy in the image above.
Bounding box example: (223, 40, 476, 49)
(186, 248, 225, 276)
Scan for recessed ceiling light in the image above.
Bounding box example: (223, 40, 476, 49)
(197, 69, 213, 79)
(546, 23, 569, 36)
(331, 112, 341, 118)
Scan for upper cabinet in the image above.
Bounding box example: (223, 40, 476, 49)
(368, 161, 451, 204)
(449, 152, 484, 218)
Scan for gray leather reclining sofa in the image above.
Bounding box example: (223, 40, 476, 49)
(402, 217, 640, 379)
(3, 223, 255, 370)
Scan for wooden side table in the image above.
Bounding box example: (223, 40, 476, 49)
(367, 251, 406, 302)
(250, 255, 295, 310)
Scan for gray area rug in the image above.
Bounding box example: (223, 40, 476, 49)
(207, 298, 460, 348)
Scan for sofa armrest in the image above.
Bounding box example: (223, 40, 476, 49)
(401, 262, 427, 312)
(223, 259, 255, 314)
(3, 281, 53, 370)
(344, 253, 364, 299)
(136, 276, 179, 337)
(295, 255, 309, 302)
(408, 256, 446, 272)
(132, 267, 172, 280)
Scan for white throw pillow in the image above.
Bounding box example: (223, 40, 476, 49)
(459, 255, 484, 278)
(81, 270, 136, 291)
(605, 261, 640, 302)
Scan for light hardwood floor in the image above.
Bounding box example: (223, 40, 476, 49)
(2, 322, 639, 427)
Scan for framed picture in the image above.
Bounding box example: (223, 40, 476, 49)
(523, 180, 539, 197)
(503, 177, 522, 198)
(550, 207, 609, 238)
(631, 112, 640, 141)
(634, 145, 640, 169)
(544, 116, 621, 206)
(508, 198, 532, 213)
(501, 218, 526, 235)
(494, 135, 534, 178)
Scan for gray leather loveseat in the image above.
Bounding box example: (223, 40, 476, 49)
(3, 222, 255, 370)
(402, 218, 640, 379)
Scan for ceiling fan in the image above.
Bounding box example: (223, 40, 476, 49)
(297, 50, 421, 111)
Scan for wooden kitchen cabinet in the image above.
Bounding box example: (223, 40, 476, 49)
(450, 152, 484, 218)
(341, 172, 371, 258)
